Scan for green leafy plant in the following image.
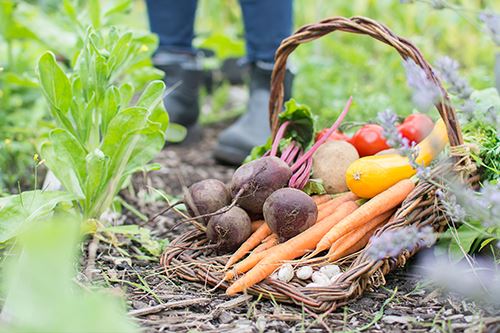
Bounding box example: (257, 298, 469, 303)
(0, 0, 161, 192)
(0, 216, 138, 333)
(36, 28, 170, 219)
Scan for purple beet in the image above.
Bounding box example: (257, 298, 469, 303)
(184, 179, 231, 223)
(206, 206, 252, 253)
(263, 188, 317, 242)
(230, 156, 292, 215)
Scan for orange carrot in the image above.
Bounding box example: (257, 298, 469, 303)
(312, 194, 331, 205)
(225, 197, 338, 271)
(253, 234, 278, 254)
(251, 220, 265, 232)
(224, 201, 357, 281)
(224, 221, 271, 269)
(225, 201, 358, 295)
(326, 209, 394, 262)
(316, 192, 358, 221)
(310, 179, 415, 257)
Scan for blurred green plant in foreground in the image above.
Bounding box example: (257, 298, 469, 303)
(0, 216, 138, 333)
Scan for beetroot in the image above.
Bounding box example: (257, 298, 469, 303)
(206, 206, 252, 253)
(184, 179, 231, 223)
(263, 188, 317, 242)
(230, 156, 292, 215)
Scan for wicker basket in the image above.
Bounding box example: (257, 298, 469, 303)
(161, 16, 478, 312)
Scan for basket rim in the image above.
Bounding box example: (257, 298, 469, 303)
(268, 15, 464, 151)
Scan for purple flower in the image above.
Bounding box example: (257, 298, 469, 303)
(436, 188, 467, 222)
(418, 255, 500, 304)
(435, 56, 472, 99)
(440, 182, 500, 229)
(479, 11, 500, 46)
(366, 225, 436, 260)
(403, 59, 442, 112)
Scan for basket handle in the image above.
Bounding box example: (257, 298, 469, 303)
(269, 16, 464, 147)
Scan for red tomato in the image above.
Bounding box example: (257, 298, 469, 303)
(350, 124, 390, 157)
(315, 128, 350, 142)
(397, 114, 434, 144)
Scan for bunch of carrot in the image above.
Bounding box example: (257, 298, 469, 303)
(222, 179, 415, 295)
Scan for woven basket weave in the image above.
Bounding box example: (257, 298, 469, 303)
(161, 16, 477, 312)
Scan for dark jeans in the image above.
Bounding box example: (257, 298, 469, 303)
(145, 0, 293, 63)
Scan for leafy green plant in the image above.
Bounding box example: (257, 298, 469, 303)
(0, 0, 161, 192)
(0, 216, 138, 333)
(36, 28, 170, 219)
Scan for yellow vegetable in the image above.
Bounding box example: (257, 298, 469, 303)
(345, 118, 448, 198)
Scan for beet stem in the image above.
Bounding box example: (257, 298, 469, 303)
(285, 143, 300, 165)
(270, 121, 290, 157)
(288, 161, 307, 188)
(296, 157, 313, 189)
(148, 201, 184, 222)
(280, 143, 294, 162)
(178, 187, 245, 224)
(290, 96, 353, 172)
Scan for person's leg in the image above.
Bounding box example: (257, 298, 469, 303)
(145, 0, 203, 136)
(145, 0, 198, 54)
(239, 0, 293, 63)
(214, 0, 293, 165)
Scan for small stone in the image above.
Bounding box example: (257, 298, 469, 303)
(255, 317, 267, 332)
(219, 311, 234, 324)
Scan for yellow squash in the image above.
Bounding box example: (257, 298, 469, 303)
(345, 118, 448, 198)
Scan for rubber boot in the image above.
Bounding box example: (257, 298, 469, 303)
(153, 52, 204, 142)
(214, 62, 294, 165)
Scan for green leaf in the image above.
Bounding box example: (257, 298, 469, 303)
(62, 0, 82, 29)
(279, 99, 316, 148)
(36, 52, 73, 130)
(108, 32, 133, 76)
(104, 224, 168, 257)
(84, 149, 108, 210)
(136, 80, 166, 113)
(119, 82, 134, 107)
(469, 88, 500, 117)
(150, 106, 169, 133)
(3, 73, 38, 88)
(0, 191, 75, 243)
(124, 127, 165, 176)
(101, 86, 121, 136)
(302, 179, 327, 195)
(1, 217, 139, 333)
(88, 0, 101, 28)
(41, 129, 87, 198)
(196, 33, 245, 59)
(244, 137, 273, 163)
(100, 107, 149, 160)
(103, 0, 133, 18)
(438, 222, 483, 262)
(165, 123, 186, 143)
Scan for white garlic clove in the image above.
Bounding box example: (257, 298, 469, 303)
(277, 263, 294, 282)
(296, 266, 313, 280)
(320, 264, 341, 278)
(311, 271, 330, 286)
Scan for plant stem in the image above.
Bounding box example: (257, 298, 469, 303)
(291, 96, 353, 172)
(270, 121, 290, 157)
